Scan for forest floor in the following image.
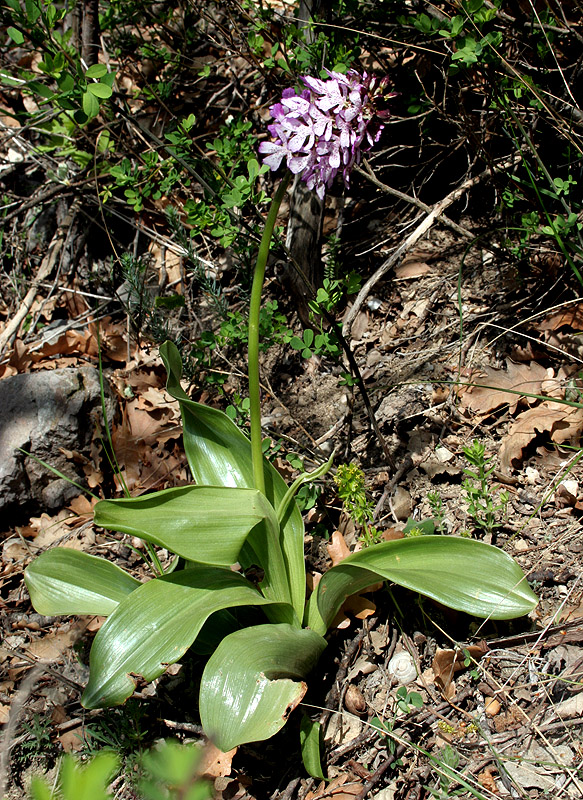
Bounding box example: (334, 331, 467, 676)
(2, 1, 583, 798)
(2, 207, 583, 799)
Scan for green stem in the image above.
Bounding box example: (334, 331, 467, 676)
(248, 174, 291, 495)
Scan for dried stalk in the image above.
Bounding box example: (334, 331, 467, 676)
(343, 155, 521, 339)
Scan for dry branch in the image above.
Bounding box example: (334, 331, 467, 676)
(0, 202, 79, 355)
(342, 156, 521, 339)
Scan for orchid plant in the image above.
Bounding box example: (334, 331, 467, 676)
(24, 71, 537, 760)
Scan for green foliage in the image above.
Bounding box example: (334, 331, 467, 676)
(333, 463, 382, 546)
(28, 740, 211, 800)
(188, 299, 291, 391)
(431, 743, 461, 797)
(400, 0, 502, 71)
(139, 740, 212, 800)
(369, 716, 402, 766)
(17, 3, 551, 754)
(3, 0, 115, 126)
(29, 751, 119, 800)
(395, 685, 423, 714)
(462, 441, 509, 536)
(427, 491, 447, 533)
(78, 700, 149, 761)
(299, 715, 326, 780)
(13, 713, 58, 770)
(287, 326, 342, 361)
(285, 272, 361, 368)
(24, 343, 537, 753)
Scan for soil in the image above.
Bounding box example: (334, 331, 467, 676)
(2, 213, 583, 799)
(2, 3, 583, 795)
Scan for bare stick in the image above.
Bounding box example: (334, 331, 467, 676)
(355, 160, 476, 241)
(0, 201, 79, 354)
(343, 156, 521, 339)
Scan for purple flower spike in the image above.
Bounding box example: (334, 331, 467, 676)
(259, 69, 394, 198)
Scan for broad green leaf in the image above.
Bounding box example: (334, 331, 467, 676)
(305, 536, 538, 634)
(200, 623, 327, 751)
(82, 566, 287, 709)
(60, 751, 119, 800)
(24, 549, 140, 616)
(28, 80, 54, 99)
(87, 82, 112, 99)
(159, 341, 306, 619)
(96, 485, 293, 610)
(300, 715, 326, 779)
(94, 485, 278, 567)
(85, 64, 108, 79)
(82, 89, 99, 118)
(7, 27, 25, 45)
(25, 0, 40, 23)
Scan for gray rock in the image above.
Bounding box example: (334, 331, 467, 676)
(0, 366, 114, 522)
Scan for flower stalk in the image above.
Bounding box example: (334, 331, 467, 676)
(248, 174, 291, 495)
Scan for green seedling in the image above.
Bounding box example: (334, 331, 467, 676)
(427, 491, 447, 533)
(462, 441, 509, 537)
(28, 740, 211, 800)
(334, 463, 383, 546)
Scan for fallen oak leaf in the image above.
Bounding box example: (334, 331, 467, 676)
(459, 359, 548, 417)
(306, 772, 363, 800)
(500, 400, 583, 472)
(328, 530, 351, 566)
(432, 643, 489, 698)
(199, 742, 237, 779)
(536, 303, 583, 332)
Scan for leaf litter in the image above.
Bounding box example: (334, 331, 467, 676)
(2, 84, 583, 800)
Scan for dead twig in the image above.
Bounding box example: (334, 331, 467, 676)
(0, 201, 80, 355)
(342, 156, 521, 339)
(353, 744, 407, 800)
(355, 161, 477, 242)
(0, 665, 45, 796)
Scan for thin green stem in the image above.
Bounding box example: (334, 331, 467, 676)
(248, 174, 291, 495)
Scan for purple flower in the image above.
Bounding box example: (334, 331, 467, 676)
(259, 70, 394, 199)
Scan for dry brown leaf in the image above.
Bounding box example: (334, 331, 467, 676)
(477, 767, 499, 794)
(350, 312, 369, 341)
(536, 303, 583, 332)
(459, 360, 548, 417)
(381, 528, 405, 541)
(90, 319, 133, 363)
(432, 643, 488, 697)
(124, 399, 175, 444)
(28, 510, 76, 549)
(500, 401, 583, 472)
(26, 621, 87, 662)
(67, 495, 97, 517)
(306, 773, 363, 800)
(332, 593, 377, 630)
(199, 743, 237, 779)
(328, 530, 351, 566)
(394, 261, 431, 279)
(0, 704, 10, 724)
(85, 616, 106, 633)
(112, 407, 142, 491)
(50, 705, 69, 724)
(30, 329, 96, 362)
(59, 728, 85, 753)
